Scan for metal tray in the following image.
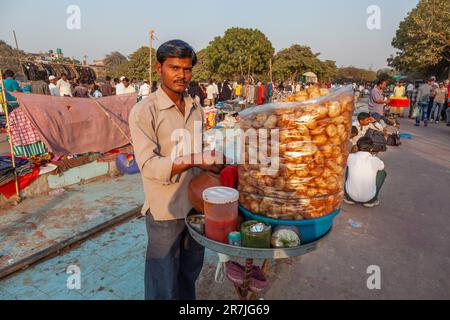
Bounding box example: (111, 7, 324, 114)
(186, 219, 331, 260)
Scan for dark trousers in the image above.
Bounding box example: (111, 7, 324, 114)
(427, 98, 434, 120)
(416, 102, 429, 125)
(345, 170, 387, 203)
(144, 212, 205, 300)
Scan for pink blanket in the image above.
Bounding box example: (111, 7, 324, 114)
(14, 93, 138, 155)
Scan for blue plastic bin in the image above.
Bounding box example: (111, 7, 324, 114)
(239, 205, 341, 244)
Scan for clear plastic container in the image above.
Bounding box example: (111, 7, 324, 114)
(203, 187, 239, 244)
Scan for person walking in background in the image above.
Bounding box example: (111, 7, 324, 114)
(131, 78, 139, 93)
(408, 83, 419, 118)
(48, 76, 60, 96)
(138, 80, 151, 100)
(119, 78, 136, 95)
(100, 76, 114, 97)
(393, 81, 406, 97)
(213, 79, 219, 102)
(427, 76, 438, 121)
(91, 84, 103, 98)
(73, 80, 89, 98)
(151, 81, 158, 93)
(445, 80, 450, 125)
(415, 79, 431, 127)
(188, 81, 201, 105)
(31, 80, 51, 96)
(206, 79, 216, 106)
(115, 76, 126, 95)
(431, 82, 448, 124)
(56, 73, 72, 97)
(220, 80, 232, 101)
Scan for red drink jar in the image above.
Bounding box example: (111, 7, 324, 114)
(202, 187, 239, 244)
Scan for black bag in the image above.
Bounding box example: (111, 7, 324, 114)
(387, 132, 402, 146)
(364, 128, 387, 152)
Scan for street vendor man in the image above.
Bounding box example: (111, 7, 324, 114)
(129, 40, 223, 300)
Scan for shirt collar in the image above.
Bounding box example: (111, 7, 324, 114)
(156, 86, 195, 112)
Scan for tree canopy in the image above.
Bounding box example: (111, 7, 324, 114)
(388, 0, 450, 78)
(105, 47, 157, 80)
(204, 27, 275, 79)
(335, 67, 377, 82)
(104, 51, 128, 76)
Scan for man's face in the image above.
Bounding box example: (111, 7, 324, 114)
(156, 57, 193, 94)
(359, 117, 373, 126)
(123, 80, 129, 87)
(379, 81, 387, 90)
(62, 75, 67, 81)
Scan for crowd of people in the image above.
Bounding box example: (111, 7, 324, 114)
(0, 70, 161, 102)
(343, 75, 450, 209)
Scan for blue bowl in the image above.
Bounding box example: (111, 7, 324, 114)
(399, 133, 412, 139)
(239, 205, 341, 244)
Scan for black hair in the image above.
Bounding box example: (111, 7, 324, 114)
(105, 76, 111, 81)
(113, 78, 119, 84)
(61, 73, 67, 77)
(357, 136, 374, 152)
(376, 79, 387, 86)
(3, 70, 14, 78)
(357, 112, 371, 122)
(188, 81, 200, 99)
(351, 126, 358, 136)
(152, 81, 158, 87)
(156, 40, 197, 66)
(123, 77, 129, 82)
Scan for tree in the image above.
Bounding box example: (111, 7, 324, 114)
(335, 67, 377, 82)
(0, 40, 27, 79)
(104, 51, 128, 75)
(123, 46, 157, 81)
(376, 68, 396, 82)
(318, 60, 338, 82)
(205, 27, 274, 78)
(388, 0, 450, 78)
(272, 45, 324, 81)
(192, 49, 213, 81)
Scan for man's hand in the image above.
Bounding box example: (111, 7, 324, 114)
(196, 149, 226, 173)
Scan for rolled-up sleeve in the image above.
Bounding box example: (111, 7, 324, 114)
(129, 106, 174, 185)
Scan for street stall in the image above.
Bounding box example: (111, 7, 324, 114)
(187, 85, 355, 300)
(0, 89, 139, 205)
(388, 97, 410, 115)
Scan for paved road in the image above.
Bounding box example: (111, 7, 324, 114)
(1, 118, 449, 300)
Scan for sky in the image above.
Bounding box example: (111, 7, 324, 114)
(1, 0, 419, 70)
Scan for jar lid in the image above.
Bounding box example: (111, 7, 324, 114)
(228, 231, 241, 241)
(202, 187, 239, 205)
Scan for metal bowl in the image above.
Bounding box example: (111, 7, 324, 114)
(186, 214, 205, 235)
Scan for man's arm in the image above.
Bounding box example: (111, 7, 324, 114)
(129, 107, 222, 184)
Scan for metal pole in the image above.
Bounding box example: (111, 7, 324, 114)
(0, 69, 22, 204)
(13, 31, 19, 50)
(149, 29, 155, 82)
(269, 58, 273, 84)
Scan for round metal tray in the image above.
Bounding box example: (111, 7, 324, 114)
(186, 219, 331, 260)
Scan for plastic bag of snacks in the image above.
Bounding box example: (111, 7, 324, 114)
(237, 85, 354, 220)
